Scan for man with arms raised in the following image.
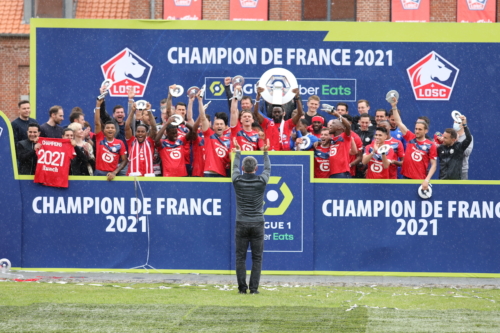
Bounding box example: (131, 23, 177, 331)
(390, 98, 437, 190)
(437, 114, 472, 180)
(362, 127, 395, 179)
(230, 86, 263, 151)
(232, 137, 270, 295)
(124, 102, 157, 177)
(12, 100, 37, 144)
(328, 111, 352, 178)
(155, 115, 196, 177)
(253, 87, 303, 151)
(94, 99, 128, 181)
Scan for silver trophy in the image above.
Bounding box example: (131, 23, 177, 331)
(135, 100, 148, 110)
(97, 79, 114, 100)
(0, 258, 11, 274)
(232, 75, 245, 88)
(386, 90, 399, 104)
(321, 103, 335, 113)
(377, 144, 391, 155)
(258, 68, 298, 105)
(187, 86, 200, 98)
(171, 114, 184, 126)
(451, 110, 462, 124)
(169, 85, 184, 98)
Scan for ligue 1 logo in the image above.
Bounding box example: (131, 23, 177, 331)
(101, 48, 153, 98)
(467, 0, 487, 10)
(240, 0, 259, 8)
(407, 51, 459, 101)
(401, 0, 420, 9)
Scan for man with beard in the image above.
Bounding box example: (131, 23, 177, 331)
(94, 99, 128, 181)
(12, 100, 37, 144)
(40, 105, 64, 138)
(16, 123, 41, 175)
(195, 96, 231, 177)
(328, 112, 352, 178)
(125, 101, 157, 177)
(313, 128, 331, 178)
(437, 114, 472, 180)
(230, 86, 263, 151)
(253, 87, 303, 151)
(156, 115, 197, 178)
(308, 116, 324, 139)
(390, 98, 436, 190)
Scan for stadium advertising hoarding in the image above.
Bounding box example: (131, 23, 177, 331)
(2, 20, 500, 276)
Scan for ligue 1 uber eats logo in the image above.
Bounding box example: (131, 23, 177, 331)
(101, 48, 153, 97)
(407, 51, 459, 101)
(264, 177, 293, 216)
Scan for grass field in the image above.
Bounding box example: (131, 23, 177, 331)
(1, 280, 500, 332)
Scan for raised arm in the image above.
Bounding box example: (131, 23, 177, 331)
(224, 77, 233, 112)
(94, 98, 104, 134)
(147, 105, 157, 140)
(184, 122, 197, 141)
(291, 88, 303, 125)
(253, 87, 265, 124)
(186, 95, 195, 126)
(231, 138, 241, 181)
(198, 95, 210, 132)
(230, 87, 241, 128)
(389, 98, 408, 135)
(262, 139, 271, 183)
(124, 102, 136, 140)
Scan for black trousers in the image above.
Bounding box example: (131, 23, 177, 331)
(235, 221, 265, 292)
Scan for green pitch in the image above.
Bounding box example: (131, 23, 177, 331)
(1, 282, 499, 332)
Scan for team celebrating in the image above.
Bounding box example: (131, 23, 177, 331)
(12, 76, 472, 188)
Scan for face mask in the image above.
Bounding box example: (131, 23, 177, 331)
(453, 122, 461, 131)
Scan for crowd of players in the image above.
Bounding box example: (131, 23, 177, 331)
(11, 77, 473, 188)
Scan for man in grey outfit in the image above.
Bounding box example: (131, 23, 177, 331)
(231, 138, 270, 294)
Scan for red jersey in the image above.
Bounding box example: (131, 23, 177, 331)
(126, 137, 155, 177)
(191, 130, 206, 177)
(177, 124, 191, 164)
(385, 137, 405, 179)
(328, 132, 352, 175)
(230, 122, 263, 151)
(402, 131, 437, 179)
(95, 132, 126, 172)
(34, 138, 75, 188)
(158, 136, 189, 177)
(364, 142, 396, 179)
(203, 128, 231, 176)
(314, 145, 330, 178)
(261, 118, 296, 151)
(349, 131, 362, 177)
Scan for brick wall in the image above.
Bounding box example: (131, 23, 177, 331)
(270, 0, 301, 21)
(203, 0, 229, 20)
(356, 0, 391, 22)
(130, 0, 151, 19)
(0, 37, 30, 121)
(430, 0, 456, 22)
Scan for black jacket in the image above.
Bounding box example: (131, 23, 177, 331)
(438, 126, 472, 180)
(16, 139, 38, 175)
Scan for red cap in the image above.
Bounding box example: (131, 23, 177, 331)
(312, 116, 324, 124)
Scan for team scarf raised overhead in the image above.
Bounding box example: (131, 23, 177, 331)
(128, 137, 155, 177)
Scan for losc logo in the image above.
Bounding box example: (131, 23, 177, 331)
(467, 0, 487, 10)
(401, 0, 420, 9)
(407, 51, 459, 101)
(101, 48, 153, 98)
